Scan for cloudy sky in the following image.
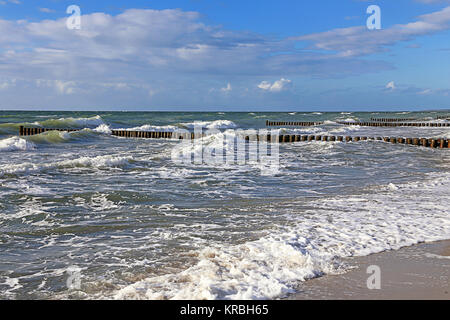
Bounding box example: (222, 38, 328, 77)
(0, 0, 449, 111)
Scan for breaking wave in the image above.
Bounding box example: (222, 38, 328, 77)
(0, 137, 36, 152)
(35, 115, 105, 128)
(114, 172, 450, 300)
(0, 154, 133, 177)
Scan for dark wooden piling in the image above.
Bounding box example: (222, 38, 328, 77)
(429, 139, 437, 148)
(420, 138, 428, 147)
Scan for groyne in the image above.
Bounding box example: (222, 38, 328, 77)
(18, 126, 449, 149)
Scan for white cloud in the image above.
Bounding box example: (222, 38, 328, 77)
(220, 83, 232, 92)
(39, 8, 55, 13)
(415, 0, 450, 3)
(0, 78, 16, 90)
(0, 7, 395, 87)
(258, 78, 292, 92)
(294, 6, 450, 57)
(36, 79, 76, 94)
(385, 81, 396, 90)
(0, 0, 21, 5)
(417, 88, 432, 95)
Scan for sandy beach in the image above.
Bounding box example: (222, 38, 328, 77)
(288, 240, 450, 300)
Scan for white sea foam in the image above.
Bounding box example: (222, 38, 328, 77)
(181, 120, 237, 130)
(424, 253, 450, 260)
(118, 120, 237, 132)
(341, 118, 358, 123)
(0, 154, 133, 177)
(0, 137, 36, 152)
(114, 172, 450, 300)
(119, 124, 179, 132)
(93, 124, 112, 134)
(432, 131, 450, 139)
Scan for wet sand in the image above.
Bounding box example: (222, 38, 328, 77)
(288, 240, 450, 300)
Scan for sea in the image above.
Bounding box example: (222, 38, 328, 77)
(0, 110, 449, 300)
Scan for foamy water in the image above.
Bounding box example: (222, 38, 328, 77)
(0, 111, 449, 300)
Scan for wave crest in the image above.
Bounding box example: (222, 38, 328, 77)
(0, 137, 36, 152)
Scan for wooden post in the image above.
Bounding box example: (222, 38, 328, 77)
(429, 139, 436, 148)
(420, 138, 428, 147)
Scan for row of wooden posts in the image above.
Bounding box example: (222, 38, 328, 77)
(370, 118, 417, 122)
(273, 135, 449, 148)
(266, 121, 324, 126)
(336, 121, 450, 127)
(18, 126, 449, 149)
(266, 120, 450, 127)
(19, 127, 81, 136)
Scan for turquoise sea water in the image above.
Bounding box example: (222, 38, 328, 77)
(0, 111, 449, 299)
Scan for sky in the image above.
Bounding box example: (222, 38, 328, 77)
(0, 0, 449, 111)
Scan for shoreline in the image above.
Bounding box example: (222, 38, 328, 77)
(287, 240, 450, 300)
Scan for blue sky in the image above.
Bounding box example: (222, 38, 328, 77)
(0, 0, 449, 111)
